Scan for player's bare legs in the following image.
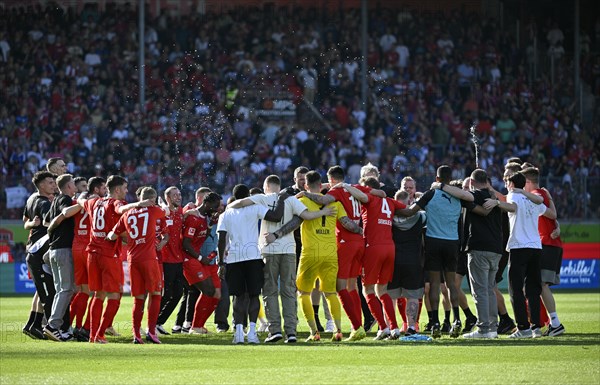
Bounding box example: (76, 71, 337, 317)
(444, 270, 463, 337)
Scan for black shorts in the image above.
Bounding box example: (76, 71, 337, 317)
(495, 251, 509, 283)
(226, 259, 264, 297)
(456, 251, 468, 276)
(541, 245, 563, 286)
(389, 263, 424, 291)
(424, 237, 459, 273)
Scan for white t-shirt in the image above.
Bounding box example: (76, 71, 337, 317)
(217, 205, 268, 263)
(250, 193, 307, 254)
(506, 192, 547, 251)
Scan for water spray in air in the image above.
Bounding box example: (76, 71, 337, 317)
(470, 124, 480, 168)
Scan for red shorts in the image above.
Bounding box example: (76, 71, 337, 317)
(183, 258, 221, 288)
(88, 252, 124, 293)
(130, 260, 163, 297)
(362, 243, 395, 285)
(337, 240, 365, 279)
(72, 242, 88, 286)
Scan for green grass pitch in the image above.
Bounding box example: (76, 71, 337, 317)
(1, 292, 598, 384)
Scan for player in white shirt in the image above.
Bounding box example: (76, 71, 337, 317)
(217, 183, 287, 344)
(484, 171, 555, 339)
(226, 175, 334, 343)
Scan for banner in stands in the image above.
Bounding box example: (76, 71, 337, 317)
(256, 99, 296, 119)
(557, 224, 600, 289)
(558, 243, 600, 289)
(14, 263, 36, 293)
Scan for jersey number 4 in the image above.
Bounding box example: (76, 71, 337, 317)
(381, 199, 392, 218)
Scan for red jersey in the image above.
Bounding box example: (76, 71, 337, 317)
(155, 216, 168, 263)
(112, 206, 166, 263)
(72, 204, 91, 248)
(84, 197, 126, 258)
(361, 196, 406, 246)
(327, 185, 371, 242)
(161, 208, 184, 263)
(533, 188, 562, 247)
(182, 213, 210, 255)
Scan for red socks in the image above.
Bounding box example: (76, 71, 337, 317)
(147, 295, 162, 335)
(70, 292, 89, 329)
(350, 290, 362, 324)
(192, 295, 219, 329)
(539, 299, 550, 327)
(380, 293, 398, 330)
(89, 297, 103, 341)
(132, 298, 145, 339)
(417, 298, 423, 323)
(338, 289, 361, 330)
(97, 298, 120, 339)
(397, 297, 408, 324)
(366, 293, 386, 330)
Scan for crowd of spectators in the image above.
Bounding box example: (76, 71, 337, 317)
(1, 3, 599, 220)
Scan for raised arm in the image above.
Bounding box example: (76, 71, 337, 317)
(338, 216, 363, 235)
(483, 198, 516, 212)
(432, 182, 474, 202)
(117, 199, 153, 215)
(396, 203, 421, 217)
(265, 215, 304, 244)
(263, 195, 288, 222)
(298, 205, 336, 220)
(470, 204, 492, 216)
(343, 183, 369, 203)
(296, 191, 335, 206)
(227, 197, 255, 209)
(512, 188, 544, 205)
(48, 204, 83, 233)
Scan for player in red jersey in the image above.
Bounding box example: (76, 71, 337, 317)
(70, 177, 107, 341)
(155, 186, 186, 334)
(172, 187, 212, 332)
(80, 175, 153, 343)
(296, 165, 385, 340)
(181, 192, 222, 334)
(109, 187, 168, 344)
(521, 167, 565, 336)
(346, 176, 407, 340)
